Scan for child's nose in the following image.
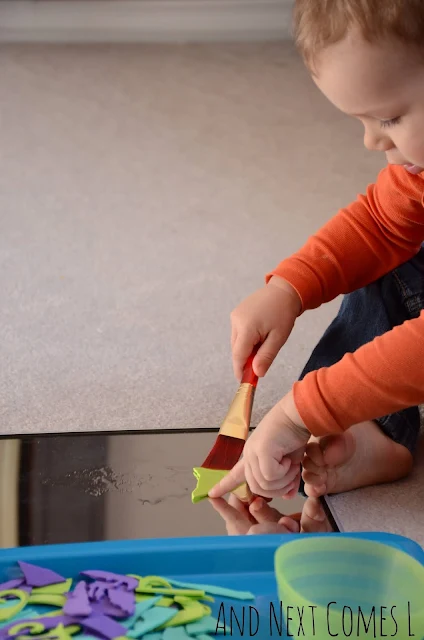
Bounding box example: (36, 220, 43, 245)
(363, 129, 395, 153)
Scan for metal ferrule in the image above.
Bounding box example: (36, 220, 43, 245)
(218, 382, 255, 441)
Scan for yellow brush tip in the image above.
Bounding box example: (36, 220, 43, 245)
(191, 468, 229, 503)
(191, 467, 249, 504)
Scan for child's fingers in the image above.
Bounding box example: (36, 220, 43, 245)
(208, 459, 245, 498)
(282, 470, 301, 499)
(208, 498, 251, 535)
(245, 464, 299, 499)
(245, 455, 291, 498)
(228, 493, 247, 512)
(208, 497, 235, 520)
(277, 462, 301, 491)
(280, 452, 303, 498)
(232, 332, 258, 380)
(289, 447, 305, 466)
(228, 493, 257, 523)
(248, 497, 283, 523)
(255, 454, 292, 486)
(257, 455, 299, 489)
(247, 521, 296, 535)
(278, 515, 301, 533)
(253, 330, 284, 376)
(208, 497, 249, 523)
(231, 326, 237, 351)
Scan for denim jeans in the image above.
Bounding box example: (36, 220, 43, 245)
(297, 246, 424, 495)
(298, 245, 424, 467)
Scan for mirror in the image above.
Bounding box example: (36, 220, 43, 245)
(0, 431, 337, 549)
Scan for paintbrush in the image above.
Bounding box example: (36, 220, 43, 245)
(192, 345, 259, 504)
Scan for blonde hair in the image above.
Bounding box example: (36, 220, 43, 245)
(293, 0, 424, 70)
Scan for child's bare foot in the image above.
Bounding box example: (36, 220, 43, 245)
(302, 420, 413, 497)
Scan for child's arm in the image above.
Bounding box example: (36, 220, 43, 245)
(293, 311, 424, 436)
(265, 164, 424, 436)
(266, 165, 424, 312)
(211, 311, 424, 499)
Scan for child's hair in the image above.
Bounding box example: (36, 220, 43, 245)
(293, 0, 424, 71)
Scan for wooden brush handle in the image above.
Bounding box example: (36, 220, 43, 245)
(238, 344, 265, 504)
(234, 484, 272, 507)
(241, 344, 260, 386)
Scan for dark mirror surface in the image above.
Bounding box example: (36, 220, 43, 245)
(0, 430, 337, 548)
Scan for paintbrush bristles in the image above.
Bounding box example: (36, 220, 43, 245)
(201, 434, 245, 470)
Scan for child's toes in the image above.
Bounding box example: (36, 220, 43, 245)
(302, 440, 327, 495)
(304, 440, 326, 468)
(303, 496, 327, 522)
(302, 476, 327, 497)
(321, 433, 355, 467)
(247, 519, 299, 535)
(300, 498, 332, 533)
(302, 456, 324, 477)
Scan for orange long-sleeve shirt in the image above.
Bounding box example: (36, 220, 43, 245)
(265, 164, 424, 437)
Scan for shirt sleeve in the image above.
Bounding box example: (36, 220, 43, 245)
(265, 165, 424, 311)
(264, 164, 424, 435)
(293, 311, 424, 436)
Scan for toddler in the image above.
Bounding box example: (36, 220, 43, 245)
(209, 0, 424, 502)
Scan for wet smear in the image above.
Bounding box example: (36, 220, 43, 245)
(137, 492, 190, 506)
(41, 466, 131, 497)
(40, 465, 190, 501)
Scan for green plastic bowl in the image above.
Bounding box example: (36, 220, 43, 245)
(274, 537, 424, 640)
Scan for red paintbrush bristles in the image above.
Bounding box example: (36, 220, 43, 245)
(199, 345, 260, 471)
(201, 434, 245, 470)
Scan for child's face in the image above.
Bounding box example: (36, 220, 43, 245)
(312, 31, 424, 174)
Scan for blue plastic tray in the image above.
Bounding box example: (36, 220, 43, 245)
(0, 533, 423, 640)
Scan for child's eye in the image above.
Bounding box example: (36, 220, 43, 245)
(380, 116, 401, 129)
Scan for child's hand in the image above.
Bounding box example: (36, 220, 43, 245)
(209, 390, 310, 499)
(209, 495, 300, 536)
(231, 276, 302, 380)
